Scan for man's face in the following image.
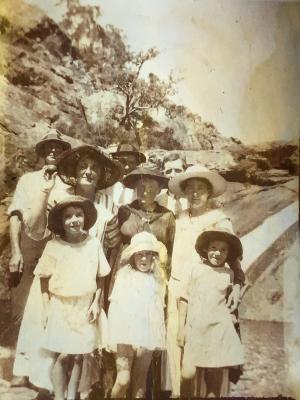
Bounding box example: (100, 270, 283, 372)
(44, 142, 66, 165)
(114, 154, 139, 174)
(163, 159, 185, 178)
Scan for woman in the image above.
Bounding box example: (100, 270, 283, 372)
(166, 164, 245, 397)
(12, 145, 122, 397)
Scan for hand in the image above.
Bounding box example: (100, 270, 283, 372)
(41, 165, 57, 193)
(177, 330, 185, 348)
(87, 302, 100, 323)
(226, 284, 241, 312)
(9, 251, 24, 273)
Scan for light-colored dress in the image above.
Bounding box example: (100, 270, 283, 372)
(34, 236, 110, 354)
(181, 259, 244, 368)
(108, 265, 166, 351)
(165, 208, 231, 395)
(13, 198, 114, 389)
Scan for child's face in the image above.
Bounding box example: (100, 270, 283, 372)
(207, 240, 229, 267)
(62, 206, 85, 235)
(133, 251, 156, 273)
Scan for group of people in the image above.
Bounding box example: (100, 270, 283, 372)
(7, 130, 246, 400)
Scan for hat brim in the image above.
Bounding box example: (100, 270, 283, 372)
(169, 170, 227, 198)
(123, 172, 169, 189)
(121, 241, 168, 264)
(48, 197, 97, 235)
(57, 146, 123, 190)
(35, 139, 71, 158)
(111, 151, 146, 164)
(195, 230, 243, 262)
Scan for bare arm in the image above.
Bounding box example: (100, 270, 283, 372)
(40, 277, 50, 328)
(9, 215, 23, 273)
(177, 298, 188, 347)
(87, 277, 103, 323)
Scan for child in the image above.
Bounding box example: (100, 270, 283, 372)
(108, 231, 167, 398)
(177, 221, 244, 398)
(34, 196, 110, 400)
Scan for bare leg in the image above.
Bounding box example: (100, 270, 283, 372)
(205, 368, 230, 397)
(111, 345, 134, 398)
(67, 355, 83, 400)
(52, 353, 69, 400)
(131, 348, 153, 398)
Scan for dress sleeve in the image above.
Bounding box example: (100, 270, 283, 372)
(97, 242, 111, 278)
(34, 240, 56, 278)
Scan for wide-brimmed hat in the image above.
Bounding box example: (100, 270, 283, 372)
(195, 221, 243, 262)
(111, 143, 146, 164)
(48, 195, 97, 235)
(123, 162, 169, 189)
(57, 145, 123, 190)
(121, 231, 168, 264)
(35, 131, 71, 158)
(168, 164, 227, 198)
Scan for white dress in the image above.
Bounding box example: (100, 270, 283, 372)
(34, 236, 111, 354)
(13, 199, 114, 389)
(108, 265, 166, 351)
(181, 259, 244, 368)
(165, 208, 231, 395)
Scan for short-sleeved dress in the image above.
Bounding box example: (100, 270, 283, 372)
(108, 265, 166, 351)
(181, 259, 244, 368)
(34, 235, 111, 355)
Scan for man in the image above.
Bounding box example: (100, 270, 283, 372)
(104, 142, 146, 206)
(8, 130, 71, 386)
(156, 152, 188, 216)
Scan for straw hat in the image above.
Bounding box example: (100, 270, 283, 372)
(195, 220, 243, 262)
(111, 143, 146, 164)
(57, 145, 123, 190)
(123, 162, 169, 189)
(168, 164, 227, 198)
(48, 195, 97, 235)
(121, 231, 168, 264)
(35, 131, 71, 158)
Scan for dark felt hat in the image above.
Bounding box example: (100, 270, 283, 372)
(57, 145, 123, 190)
(48, 195, 97, 235)
(122, 162, 169, 189)
(111, 143, 146, 164)
(35, 131, 71, 158)
(195, 221, 243, 262)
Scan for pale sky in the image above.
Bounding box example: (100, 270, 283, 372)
(27, 0, 300, 144)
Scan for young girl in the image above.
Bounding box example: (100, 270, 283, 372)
(108, 231, 167, 398)
(34, 195, 111, 400)
(177, 221, 244, 398)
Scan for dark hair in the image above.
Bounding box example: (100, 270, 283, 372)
(162, 152, 187, 170)
(180, 177, 213, 197)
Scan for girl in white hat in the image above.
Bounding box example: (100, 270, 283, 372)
(177, 221, 244, 397)
(33, 196, 111, 400)
(108, 231, 167, 398)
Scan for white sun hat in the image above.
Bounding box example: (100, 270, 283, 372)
(121, 231, 168, 264)
(168, 164, 227, 198)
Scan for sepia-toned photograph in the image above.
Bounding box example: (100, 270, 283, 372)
(0, 0, 299, 399)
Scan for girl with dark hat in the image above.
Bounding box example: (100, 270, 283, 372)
(34, 196, 110, 400)
(177, 221, 244, 397)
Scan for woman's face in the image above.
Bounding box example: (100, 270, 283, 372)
(135, 177, 161, 207)
(75, 156, 104, 189)
(133, 251, 156, 273)
(182, 178, 211, 207)
(62, 206, 85, 236)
